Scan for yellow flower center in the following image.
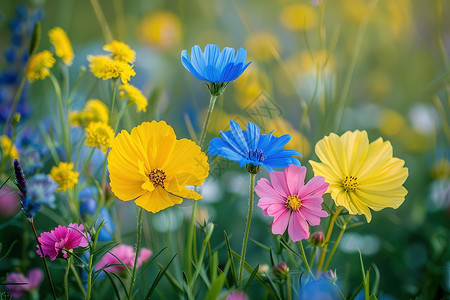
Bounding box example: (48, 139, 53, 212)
(149, 169, 166, 188)
(286, 195, 301, 211)
(343, 175, 358, 192)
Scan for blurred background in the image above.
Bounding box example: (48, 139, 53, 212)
(0, 0, 449, 299)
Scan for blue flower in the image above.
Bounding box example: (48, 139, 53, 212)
(28, 174, 57, 208)
(181, 44, 251, 95)
(208, 120, 301, 173)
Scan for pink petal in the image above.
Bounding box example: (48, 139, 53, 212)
(27, 269, 44, 288)
(288, 211, 310, 242)
(298, 176, 329, 199)
(255, 178, 284, 200)
(271, 209, 290, 235)
(284, 165, 306, 195)
(269, 170, 290, 198)
(300, 206, 328, 226)
(257, 197, 286, 215)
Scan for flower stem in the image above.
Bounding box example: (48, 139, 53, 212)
(85, 251, 94, 300)
(298, 240, 315, 279)
(238, 172, 256, 288)
(3, 75, 26, 135)
(128, 207, 144, 299)
(286, 272, 292, 300)
(323, 215, 352, 271)
(89, 0, 113, 43)
(64, 256, 72, 300)
(109, 80, 117, 125)
(309, 246, 317, 269)
(30, 219, 57, 300)
(198, 94, 218, 149)
(70, 263, 86, 297)
(316, 206, 343, 274)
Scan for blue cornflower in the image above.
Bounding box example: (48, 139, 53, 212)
(181, 44, 251, 95)
(208, 120, 301, 173)
(28, 174, 57, 209)
(13, 159, 40, 219)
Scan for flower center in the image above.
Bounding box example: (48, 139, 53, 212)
(149, 169, 166, 188)
(286, 195, 301, 211)
(247, 149, 266, 162)
(343, 175, 358, 192)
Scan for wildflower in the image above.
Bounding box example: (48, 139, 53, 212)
(48, 27, 74, 66)
(49, 162, 79, 191)
(209, 120, 301, 173)
(85, 122, 115, 153)
(88, 55, 135, 84)
(273, 262, 289, 280)
(25, 50, 55, 82)
(119, 84, 148, 112)
(36, 223, 90, 260)
(139, 11, 182, 49)
(225, 291, 248, 300)
(324, 269, 338, 283)
(0, 186, 20, 219)
(1, 135, 19, 160)
(69, 99, 109, 127)
(6, 268, 43, 298)
(95, 244, 152, 273)
(310, 231, 325, 247)
(28, 174, 58, 209)
(244, 32, 281, 62)
(280, 3, 317, 31)
(256, 165, 328, 241)
(181, 44, 251, 95)
(108, 121, 209, 213)
(103, 40, 136, 64)
(309, 130, 408, 222)
(14, 159, 40, 219)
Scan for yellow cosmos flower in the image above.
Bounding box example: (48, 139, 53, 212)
(280, 4, 317, 31)
(1, 136, 19, 160)
(48, 27, 74, 66)
(310, 130, 408, 222)
(139, 11, 182, 49)
(103, 40, 136, 64)
(85, 122, 115, 153)
(50, 162, 79, 192)
(108, 121, 209, 213)
(88, 55, 135, 84)
(119, 84, 148, 112)
(26, 50, 56, 82)
(69, 99, 109, 127)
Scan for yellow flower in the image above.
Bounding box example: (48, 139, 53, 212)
(266, 118, 311, 158)
(378, 109, 406, 137)
(69, 99, 109, 127)
(85, 122, 115, 153)
(1, 136, 19, 160)
(280, 4, 317, 31)
(108, 121, 209, 213)
(48, 27, 74, 66)
(119, 84, 148, 112)
(103, 40, 136, 64)
(244, 32, 281, 62)
(50, 162, 79, 192)
(310, 130, 408, 222)
(139, 11, 182, 49)
(88, 55, 135, 84)
(26, 50, 56, 82)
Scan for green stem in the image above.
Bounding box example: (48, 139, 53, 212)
(299, 240, 315, 279)
(309, 246, 317, 269)
(85, 251, 94, 300)
(89, 0, 114, 43)
(189, 235, 208, 288)
(64, 256, 72, 300)
(323, 215, 352, 271)
(70, 263, 87, 297)
(238, 172, 256, 288)
(3, 75, 26, 135)
(109, 80, 117, 125)
(128, 207, 144, 299)
(316, 206, 343, 274)
(198, 94, 218, 149)
(286, 272, 292, 300)
(80, 148, 96, 176)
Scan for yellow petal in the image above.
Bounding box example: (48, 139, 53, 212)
(135, 187, 182, 213)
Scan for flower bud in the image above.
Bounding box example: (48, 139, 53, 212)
(273, 261, 289, 280)
(258, 264, 269, 274)
(12, 113, 21, 128)
(324, 269, 338, 283)
(309, 231, 324, 247)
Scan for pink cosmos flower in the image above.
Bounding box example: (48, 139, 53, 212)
(255, 165, 329, 242)
(6, 268, 43, 298)
(36, 223, 90, 260)
(226, 291, 248, 300)
(95, 244, 152, 273)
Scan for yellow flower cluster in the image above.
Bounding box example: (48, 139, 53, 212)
(119, 84, 148, 112)
(103, 41, 136, 64)
(1, 136, 19, 160)
(25, 50, 56, 82)
(88, 55, 135, 84)
(48, 27, 74, 66)
(69, 99, 109, 127)
(50, 162, 79, 192)
(85, 122, 115, 153)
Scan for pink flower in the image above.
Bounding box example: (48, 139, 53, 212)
(226, 291, 248, 300)
(6, 268, 43, 298)
(255, 165, 329, 242)
(95, 244, 152, 273)
(36, 223, 90, 260)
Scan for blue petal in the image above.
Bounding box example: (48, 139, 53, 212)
(215, 47, 235, 73)
(204, 44, 220, 66)
(181, 50, 207, 81)
(204, 65, 220, 83)
(229, 120, 249, 152)
(209, 138, 245, 162)
(190, 45, 207, 77)
(234, 48, 247, 65)
(262, 134, 292, 157)
(219, 130, 247, 156)
(244, 122, 260, 150)
(219, 62, 236, 82)
(231, 61, 252, 81)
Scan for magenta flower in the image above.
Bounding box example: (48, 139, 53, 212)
(226, 291, 248, 300)
(6, 268, 43, 298)
(36, 223, 90, 260)
(255, 165, 329, 242)
(95, 244, 152, 273)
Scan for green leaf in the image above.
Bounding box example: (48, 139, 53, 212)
(204, 273, 225, 300)
(250, 238, 271, 251)
(224, 231, 238, 287)
(109, 270, 130, 299)
(145, 254, 177, 299)
(371, 263, 380, 296)
(29, 22, 41, 56)
(0, 173, 12, 190)
(0, 240, 17, 262)
(210, 251, 219, 282)
(138, 247, 167, 276)
(92, 241, 120, 265)
(104, 271, 123, 299)
(244, 264, 259, 293)
(159, 265, 183, 294)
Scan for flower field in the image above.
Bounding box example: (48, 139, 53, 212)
(0, 0, 449, 299)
